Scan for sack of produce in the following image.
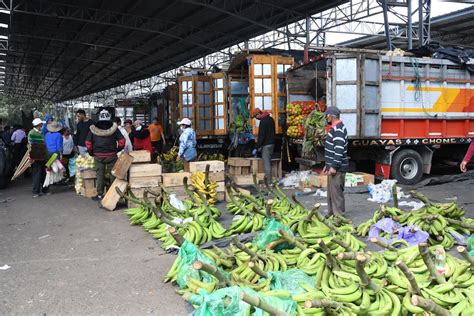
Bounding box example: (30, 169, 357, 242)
(253, 218, 294, 251)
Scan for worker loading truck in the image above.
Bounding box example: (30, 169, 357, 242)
(287, 49, 474, 184)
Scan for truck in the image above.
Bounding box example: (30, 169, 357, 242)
(287, 49, 473, 184)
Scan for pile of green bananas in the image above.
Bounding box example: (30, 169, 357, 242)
(357, 200, 474, 249)
(197, 152, 225, 162)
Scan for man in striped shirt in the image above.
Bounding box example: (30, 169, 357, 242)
(323, 106, 349, 216)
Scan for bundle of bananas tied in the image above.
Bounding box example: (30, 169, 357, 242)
(191, 171, 218, 205)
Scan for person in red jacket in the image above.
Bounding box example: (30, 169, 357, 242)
(132, 120, 153, 153)
(460, 141, 474, 172)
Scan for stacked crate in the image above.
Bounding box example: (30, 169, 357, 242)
(227, 157, 282, 185)
(78, 169, 97, 198)
(127, 150, 163, 208)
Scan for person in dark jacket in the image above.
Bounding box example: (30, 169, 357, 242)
(85, 109, 125, 201)
(74, 109, 94, 155)
(252, 108, 276, 184)
(323, 106, 349, 216)
(2, 126, 11, 146)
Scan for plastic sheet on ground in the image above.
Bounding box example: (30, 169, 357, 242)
(268, 269, 316, 295)
(398, 200, 425, 211)
(176, 241, 218, 289)
(279, 170, 313, 188)
(368, 180, 410, 203)
(191, 286, 296, 316)
(368, 218, 429, 246)
(467, 235, 474, 256)
(253, 218, 293, 251)
(170, 194, 186, 211)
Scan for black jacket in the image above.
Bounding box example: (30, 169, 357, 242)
(74, 119, 94, 146)
(85, 121, 125, 158)
(256, 115, 275, 149)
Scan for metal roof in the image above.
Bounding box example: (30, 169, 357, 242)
(338, 6, 474, 50)
(4, 0, 346, 102)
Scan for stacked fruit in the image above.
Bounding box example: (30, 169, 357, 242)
(191, 171, 219, 205)
(286, 101, 316, 138)
(357, 191, 474, 249)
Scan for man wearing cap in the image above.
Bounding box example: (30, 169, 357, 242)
(28, 118, 50, 197)
(177, 118, 197, 162)
(252, 108, 275, 184)
(85, 109, 125, 201)
(323, 106, 349, 216)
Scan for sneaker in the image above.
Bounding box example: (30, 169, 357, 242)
(33, 194, 40, 198)
(91, 195, 103, 201)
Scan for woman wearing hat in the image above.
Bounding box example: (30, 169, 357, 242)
(177, 118, 197, 162)
(45, 120, 64, 159)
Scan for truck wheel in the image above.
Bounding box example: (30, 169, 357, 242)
(391, 149, 423, 185)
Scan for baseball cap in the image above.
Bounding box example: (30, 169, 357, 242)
(32, 118, 44, 126)
(177, 118, 192, 126)
(324, 106, 341, 117)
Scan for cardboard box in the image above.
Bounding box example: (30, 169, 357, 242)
(129, 150, 151, 163)
(129, 163, 162, 178)
(188, 160, 225, 173)
(162, 172, 191, 187)
(129, 176, 162, 189)
(300, 172, 375, 189)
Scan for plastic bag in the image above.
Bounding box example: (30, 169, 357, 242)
(368, 180, 409, 203)
(368, 218, 429, 246)
(468, 234, 474, 256)
(192, 286, 296, 316)
(68, 155, 77, 177)
(170, 193, 185, 211)
(253, 218, 294, 251)
(268, 269, 316, 295)
(175, 240, 220, 289)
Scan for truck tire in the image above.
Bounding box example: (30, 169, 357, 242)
(390, 149, 423, 185)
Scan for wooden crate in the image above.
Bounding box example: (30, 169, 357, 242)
(216, 181, 225, 192)
(233, 173, 265, 186)
(129, 176, 162, 189)
(229, 165, 251, 175)
(80, 169, 96, 179)
(130, 187, 159, 198)
(227, 157, 251, 167)
(208, 171, 225, 182)
(101, 178, 128, 211)
(129, 163, 162, 178)
(162, 172, 191, 187)
(129, 150, 151, 163)
(188, 160, 225, 173)
(111, 152, 134, 180)
(249, 158, 282, 178)
(80, 186, 97, 198)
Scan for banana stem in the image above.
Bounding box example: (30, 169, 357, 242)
(272, 181, 295, 207)
(418, 243, 446, 284)
(226, 185, 251, 216)
(396, 261, 421, 295)
(265, 200, 273, 218)
(336, 252, 369, 261)
(278, 229, 307, 250)
(331, 237, 353, 252)
(291, 194, 306, 209)
(240, 292, 290, 316)
(263, 180, 278, 198)
(392, 184, 398, 208)
(193, 261, 233, 287)
(370, 237, 398, 252)
(409, 190, 432, 206)
(304, 298, 342, 310)
(232, 236, 266, 261)
(204, 164, 210, 186)
(305, 204, 321, 222)
(410, 295, 450, 316)
(319, 240, 340, 270)
(446, 217, 474, 231)
(266, 239, 287, 250)
(355, 254, 380, 292)
(116, 187, 143, 206)
(248, 261, 269, 279)
(168, 227, 184, 246)
(183, 176, 201, 205)
(457, 246, 474, 272)
(252, 173, 265, 200)
(313, 210, 343, 236)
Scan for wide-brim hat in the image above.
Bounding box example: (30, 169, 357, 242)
(46, 121, 63, 133)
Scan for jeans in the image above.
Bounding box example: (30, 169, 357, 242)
(94, 156, 117, 196)
(327, 171, 346, 216)
(32, 160, 48, 194)
(261, 144, 274, 185)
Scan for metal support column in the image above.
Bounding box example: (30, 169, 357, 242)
(407, 0, 412, 50)
(381, 0, 392, 50)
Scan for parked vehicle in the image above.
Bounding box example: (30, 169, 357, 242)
(287, 50, 473, 184)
